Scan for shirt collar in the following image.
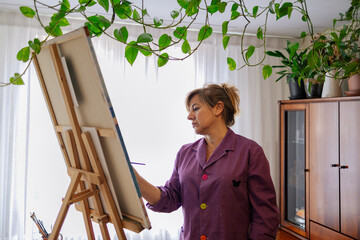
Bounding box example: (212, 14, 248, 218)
(193, 128, 236, 168)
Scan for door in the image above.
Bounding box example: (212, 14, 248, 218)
(340, 101, 360, 239)
(280, 103, 308, 237)
(309, 102, 340, 231)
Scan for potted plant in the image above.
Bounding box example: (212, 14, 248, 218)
(307, 0, 360, 97)
(266, 40, 317, 99)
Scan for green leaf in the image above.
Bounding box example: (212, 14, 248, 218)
(61, 0, 70, 10)
(301, 15, 307, 22)
(253, 6, 259, 17)
(114, 3, 132, 19)
(142, 9, 148, 17)
(139, 45, 152, 57)
(186, 0, 201, 16)
(207, 5, 218, 14)
(125, 41, 138, 66)
(345, 61, 359, 75)
(76, 5, 86, 12)
(197, 25, 213, 41)
(29, 38, 41, 54)
(210, 0, 220, 5)
(222, 21, 229, 36)
(288, 40, 299, 51)
(16, 47, 30, 62)
(19, 6, 36, 18)
(114, 27, 128, 43)
(231, 11, 240, 20)
(98, 0, 109, 12)
(177, 0, 189, 9)
(158, 53, 169, 67)
(246, 45, 255, 61)
(223, 36, 230, 50)
(10, 73, 24, 85)
(171, 10, 180, 19)
(265, 51, 279, 57)
(182, 40, 191, 54)
(98, 15, 111, 29)
(313, 41, 326, 50)
(268, 1, 275, 14)
(300, 31, 307, 38)
(85, 15, 110, 36)
(137, 33, 153, 43)
(262, 65, 272, 79)
(218, 2, 227, 13)
(133, 9, 141, 21)
(330, 32, 339, 41)
(153, 17, 163, 27)
(227, 57, 236, 71)
(159, 34, 172, 50)
(173, 26, 187, 39)
(256, 27, 263, 40)
(307, 49, 319, 68)
(45, 22, 63, 37)
(333, 19, 338, 28)
(231, 3, 238, 12)
(276, 2, 293, 20)
(59, 17, 70, 27)
(87, 0, 97, 6)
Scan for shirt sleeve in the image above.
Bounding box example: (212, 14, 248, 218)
(247, 145, 280, 240)
(147, 149, 183, 213)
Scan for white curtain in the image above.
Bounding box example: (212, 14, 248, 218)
(0, 10, 289, 240)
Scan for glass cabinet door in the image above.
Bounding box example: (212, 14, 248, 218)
(284, 110, 305, 229)
(280, 103, 308, 238)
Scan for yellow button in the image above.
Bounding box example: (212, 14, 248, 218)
(200, 203, 207, 209)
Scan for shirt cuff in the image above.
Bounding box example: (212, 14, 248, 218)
(146, 186, 167, 212)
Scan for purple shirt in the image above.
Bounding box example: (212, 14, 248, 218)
(147, 129, 280, 240)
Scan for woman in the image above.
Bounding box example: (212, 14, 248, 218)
(134, 83, 280, 240)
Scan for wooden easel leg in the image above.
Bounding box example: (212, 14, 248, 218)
(82, 132, 127, 240)
(66, 129, 111, 240)
(80, 201, 95, 240)
(49, 171, 82, 240)
(65, 130, 95, 240)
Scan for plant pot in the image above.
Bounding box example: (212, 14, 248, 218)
(288, 77, 307, 100)
(321, 71, 343, 98)
(305, 79, 323, 98)
(345, 73, 360, 96)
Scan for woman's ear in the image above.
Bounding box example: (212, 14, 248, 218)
(214, 101, 224, 117)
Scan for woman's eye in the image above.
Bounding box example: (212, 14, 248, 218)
(193, 107, 199, 112)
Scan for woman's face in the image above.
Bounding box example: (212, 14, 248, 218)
(187, 94, 217, 135)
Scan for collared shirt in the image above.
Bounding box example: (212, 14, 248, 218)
(147, 129, 280, 240)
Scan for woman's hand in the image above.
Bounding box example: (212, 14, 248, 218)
(133, 167, 161, 205)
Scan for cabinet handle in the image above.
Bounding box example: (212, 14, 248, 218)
(340, 165, 349, 169)
(331, 164, 340, 167)
(304, 169, 310, 172)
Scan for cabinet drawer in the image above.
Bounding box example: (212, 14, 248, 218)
(310, 221, 354, 240)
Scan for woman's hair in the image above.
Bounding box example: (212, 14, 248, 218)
(185, 83, 240, 126)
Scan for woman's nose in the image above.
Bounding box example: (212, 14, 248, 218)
(187, 111, 194, 120)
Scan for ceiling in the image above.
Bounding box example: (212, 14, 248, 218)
(0, 0, 351, 38)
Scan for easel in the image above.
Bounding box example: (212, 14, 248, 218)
(32, 31, 146, 239)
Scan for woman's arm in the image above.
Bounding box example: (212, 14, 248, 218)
(248, 147, 280, 240)
(133, 168, 161, 205)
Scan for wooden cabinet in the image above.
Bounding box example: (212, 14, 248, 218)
(279, 97, 360, 240)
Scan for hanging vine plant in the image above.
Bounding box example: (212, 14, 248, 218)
(1, 0, 314, 87)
